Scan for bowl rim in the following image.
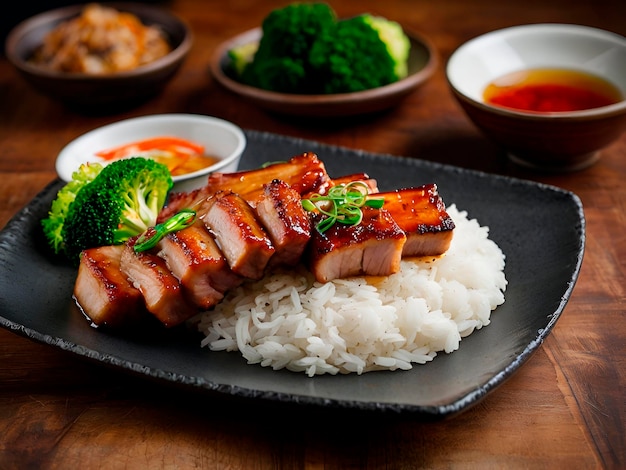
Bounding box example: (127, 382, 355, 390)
(208, 26, 438, 114)
(4, 2, 193, 80)
(446, 23, 626, 120)
(55, 113, 247, 184)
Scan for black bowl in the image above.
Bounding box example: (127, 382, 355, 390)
(5, 2, 192, 111)
(210, 27, 437, 117)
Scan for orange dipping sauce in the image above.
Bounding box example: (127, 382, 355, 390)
(483, 68, 623, 113)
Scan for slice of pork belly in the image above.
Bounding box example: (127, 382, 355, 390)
(120, 243, 197, 328)
(204, 152, 332, 206)
(307, 206, 407, 283)
(199, 191, 275, 280)
(254, 179, 312, 268)
(156, 221, 242, 310)
(73, 245, 147, 328)
(159, 152, 332, 221)
(379, 184, 456, 257)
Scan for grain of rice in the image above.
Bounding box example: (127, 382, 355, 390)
(197, 205, 507, 376)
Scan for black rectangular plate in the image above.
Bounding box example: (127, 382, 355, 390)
(0, 130, 585, 420)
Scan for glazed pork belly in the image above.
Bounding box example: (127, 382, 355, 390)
(379, 184, 455, 257)
(120, 242, 197, 328)
(199, 190, 275, 280)
(203, 152, 333, 206)
(254, 179, 312, 268)
(71, 158, 458, 331)
(156, 220, 242, 310)
(159, 152, 332, 221)
(307, 206, 407, 283)
(73, 245, 147, 328)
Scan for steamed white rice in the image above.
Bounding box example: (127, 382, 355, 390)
(197, 205, 507, 376)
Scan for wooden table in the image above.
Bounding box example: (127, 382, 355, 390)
(1, 0, 624, 468)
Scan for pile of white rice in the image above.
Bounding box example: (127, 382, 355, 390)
(197, 205, 507, 376)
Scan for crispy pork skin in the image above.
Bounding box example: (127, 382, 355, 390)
(308, 206, 407, 283)
(73, 245, 147, 328)
(379, 184, 455, 257)
(157, 221, 242, 310)
(255, 179, 312, 268)
(199, 191, 275, 280)
(120, 243, 197, 327)
(159, 152, 332, 221)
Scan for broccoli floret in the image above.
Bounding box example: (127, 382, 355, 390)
(364, 15, 410, 80)
(309, 14, 411, 94)
(229, 3, 410, 95)
(42, 162, 104, 255)
(48, 157, 173, 263)
(237, 2, 336, 93)
(242, 56, 309, 94)
(228, 41, 259, 77)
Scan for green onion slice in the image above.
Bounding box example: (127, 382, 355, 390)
(301, 181, 384, 234)
(133, 209, 196, 252)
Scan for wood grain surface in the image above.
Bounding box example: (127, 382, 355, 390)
(1, 0, 624, 468)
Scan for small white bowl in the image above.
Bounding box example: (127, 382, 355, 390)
(56, 114, 247, 192)
(447, 24, 626, 171)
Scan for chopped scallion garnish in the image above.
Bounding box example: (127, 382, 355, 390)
(133, 209, 196, 252)
(302, 181, 384, 234)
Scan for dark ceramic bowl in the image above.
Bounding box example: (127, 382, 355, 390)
(5, 2, 192, 111)
(210, 27, 437, 118)
(447, 24, 626, 172)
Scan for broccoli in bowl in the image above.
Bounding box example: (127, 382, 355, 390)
(228, 2, 411, 94)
